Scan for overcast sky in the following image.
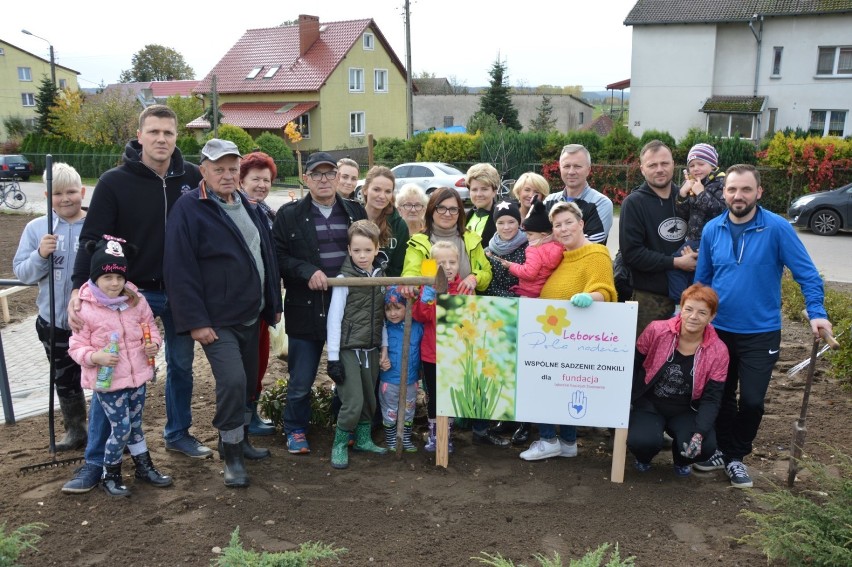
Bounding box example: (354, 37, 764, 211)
(9, 0, 637, 91)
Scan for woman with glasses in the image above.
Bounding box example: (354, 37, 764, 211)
(464, 163, 500, 246)
(518, 201, 617, 462)
(403, 188, 507, 447)
(336, 158, 360, 200)
(362, 166, 409, 277)
(396, 183, 428, 235)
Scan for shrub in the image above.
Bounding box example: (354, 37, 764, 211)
(472, 543, 634, 567)
(257, 378, 336, 431)
(373, 137, 408, 165)
(638, 129, 676, 152)
(254, 132, 289, 161)
(739, 447, 852, 566)
(598, 123, 640, 164)
(0, 522, 46, 567)
(421, 132, 480, 163)
(759, 132, 852, 193)
(214, 527, 345, 566)
(176, 136, 201, 159)
(206, 125, 255, 155)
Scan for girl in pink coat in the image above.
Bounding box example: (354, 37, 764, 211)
(69, 236, 171, 497)
(497, 196, 563, 298)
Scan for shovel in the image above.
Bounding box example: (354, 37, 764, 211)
(20, 155, 85, 474)
(786, 312, 840, 487)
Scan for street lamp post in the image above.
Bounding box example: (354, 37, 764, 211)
(21, 29, 56, 87)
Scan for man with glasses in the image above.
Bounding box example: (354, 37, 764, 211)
(272, 152, 367, 454)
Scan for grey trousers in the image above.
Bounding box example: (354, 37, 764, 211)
(201, 322, 260, 442)
(336, 349, 380, 432)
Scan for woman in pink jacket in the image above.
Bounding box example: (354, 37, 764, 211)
(628, 283, 729, 477)
(69, 236, 171, 497)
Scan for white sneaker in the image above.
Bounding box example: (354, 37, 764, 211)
(519, 438, 561, 461)
(558, 439, 578, 458)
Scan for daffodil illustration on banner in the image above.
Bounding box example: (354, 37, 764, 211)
(436, 296, 637, 428)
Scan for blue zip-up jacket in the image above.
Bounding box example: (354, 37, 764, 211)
(379, 318, 424, 386)
(695, 206, 826, 333)
(163, 183, 282, 334)
(13, 213, 85, 330)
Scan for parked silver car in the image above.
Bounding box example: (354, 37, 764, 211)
(356, 162, 469, 202)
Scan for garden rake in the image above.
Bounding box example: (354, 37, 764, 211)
(20, 155, 86, 474)
(786, 312, 840, 487)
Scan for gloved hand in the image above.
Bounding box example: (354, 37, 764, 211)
(327, 361, 345, 385)
(570, 292, 594, 308)
(680, 432, 703, 459)
(421, 285, 437, 304)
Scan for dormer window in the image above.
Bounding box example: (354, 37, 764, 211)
(246, 67, 262, 79)
(263, 66, 280, 79)
(363, 33, 374, 50)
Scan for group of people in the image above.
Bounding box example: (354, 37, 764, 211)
(12, 103, 832, 496)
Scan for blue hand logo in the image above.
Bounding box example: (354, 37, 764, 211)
(568, 390, 587, 419)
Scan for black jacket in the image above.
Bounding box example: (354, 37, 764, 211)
(619, 182, 687, 296)
(163, 185, 282, 334)
(272, 195, 367, 340)
(72, 140, 202, 289)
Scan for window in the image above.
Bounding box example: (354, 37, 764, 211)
(59, 78, 67, 89)
(349, 68, 364, 92)
(296, 114, 311, 139)
(374, 69, 388, 92)
(350, 112, 365, 136)
(0, 48, 5, 55)
(246, 67, 262, 79)
(263, 66, 279, 79)
(816, 46, 852, 76)
(24, 118, 36, 129)
(18, 67, 32, 81)
(767, 108, 778, 135)
(443, 116, 454, 128)
(21, 93, 35, 106)
(363, 33, 375, 50)
(579, 112, 585, 125)
(772, 47, 783, 76)
(809, 110, 847, 136)
(707, 113, 754, 138)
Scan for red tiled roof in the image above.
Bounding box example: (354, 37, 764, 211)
(150, 80, 200, 97)
(186, 101, 318, 130)
(194, 18, 406, 94)
(581, 115, 615, 137)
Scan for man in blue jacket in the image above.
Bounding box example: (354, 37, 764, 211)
(164, 139, 282, 487)
(694, 164, 832, 488)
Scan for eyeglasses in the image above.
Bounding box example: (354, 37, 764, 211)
(400, 203, 424, 211)
(308, 170, 338, 181)
(435, 205, 460, 216)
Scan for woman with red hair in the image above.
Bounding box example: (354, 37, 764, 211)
(628, 283, 729, 477)
(240, 151, 279, 435)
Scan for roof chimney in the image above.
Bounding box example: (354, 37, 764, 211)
(299, 15, 320, 57)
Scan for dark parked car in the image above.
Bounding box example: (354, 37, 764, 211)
(788, 182, 852, 236)
(0, 154, 33, 181)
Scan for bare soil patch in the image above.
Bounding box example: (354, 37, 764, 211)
(1, 211, 850, 566)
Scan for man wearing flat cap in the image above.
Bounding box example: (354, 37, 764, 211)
(164, 139, 283, 487)
(272, 151, 367, 455)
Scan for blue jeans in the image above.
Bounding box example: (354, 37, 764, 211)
(282, 337, 324, 435)
(84, 396, 110, 466)
(537, 423, 577, 443)
(142, 290, 196, 443)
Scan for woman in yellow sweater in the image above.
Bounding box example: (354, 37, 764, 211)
(520, 201, 616, 461)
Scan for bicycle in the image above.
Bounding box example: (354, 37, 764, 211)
(1, 177, 27, 209)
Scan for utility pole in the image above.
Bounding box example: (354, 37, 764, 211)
(211, 75, 219, 137)
(404, 0, 414, 139)
(21, 30, 56, 87)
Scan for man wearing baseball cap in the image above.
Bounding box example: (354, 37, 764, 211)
(164, 139, 283, 487)
(272, 152, 367, 454)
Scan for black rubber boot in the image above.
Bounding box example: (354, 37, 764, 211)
(132, 451, 173, 487)
(221, 438, 249, 488)
(101, 463, 130, 497)
(217, 429, 271, 461)
(55, 392, 88, 452)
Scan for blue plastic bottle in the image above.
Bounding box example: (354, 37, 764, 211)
(95, 332, 120, 390)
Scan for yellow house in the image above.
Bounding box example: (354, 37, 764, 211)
(189, 15, 408, 150)
(0, 39, 80, 140)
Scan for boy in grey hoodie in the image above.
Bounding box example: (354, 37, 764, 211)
(13, 163, 88, 451)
